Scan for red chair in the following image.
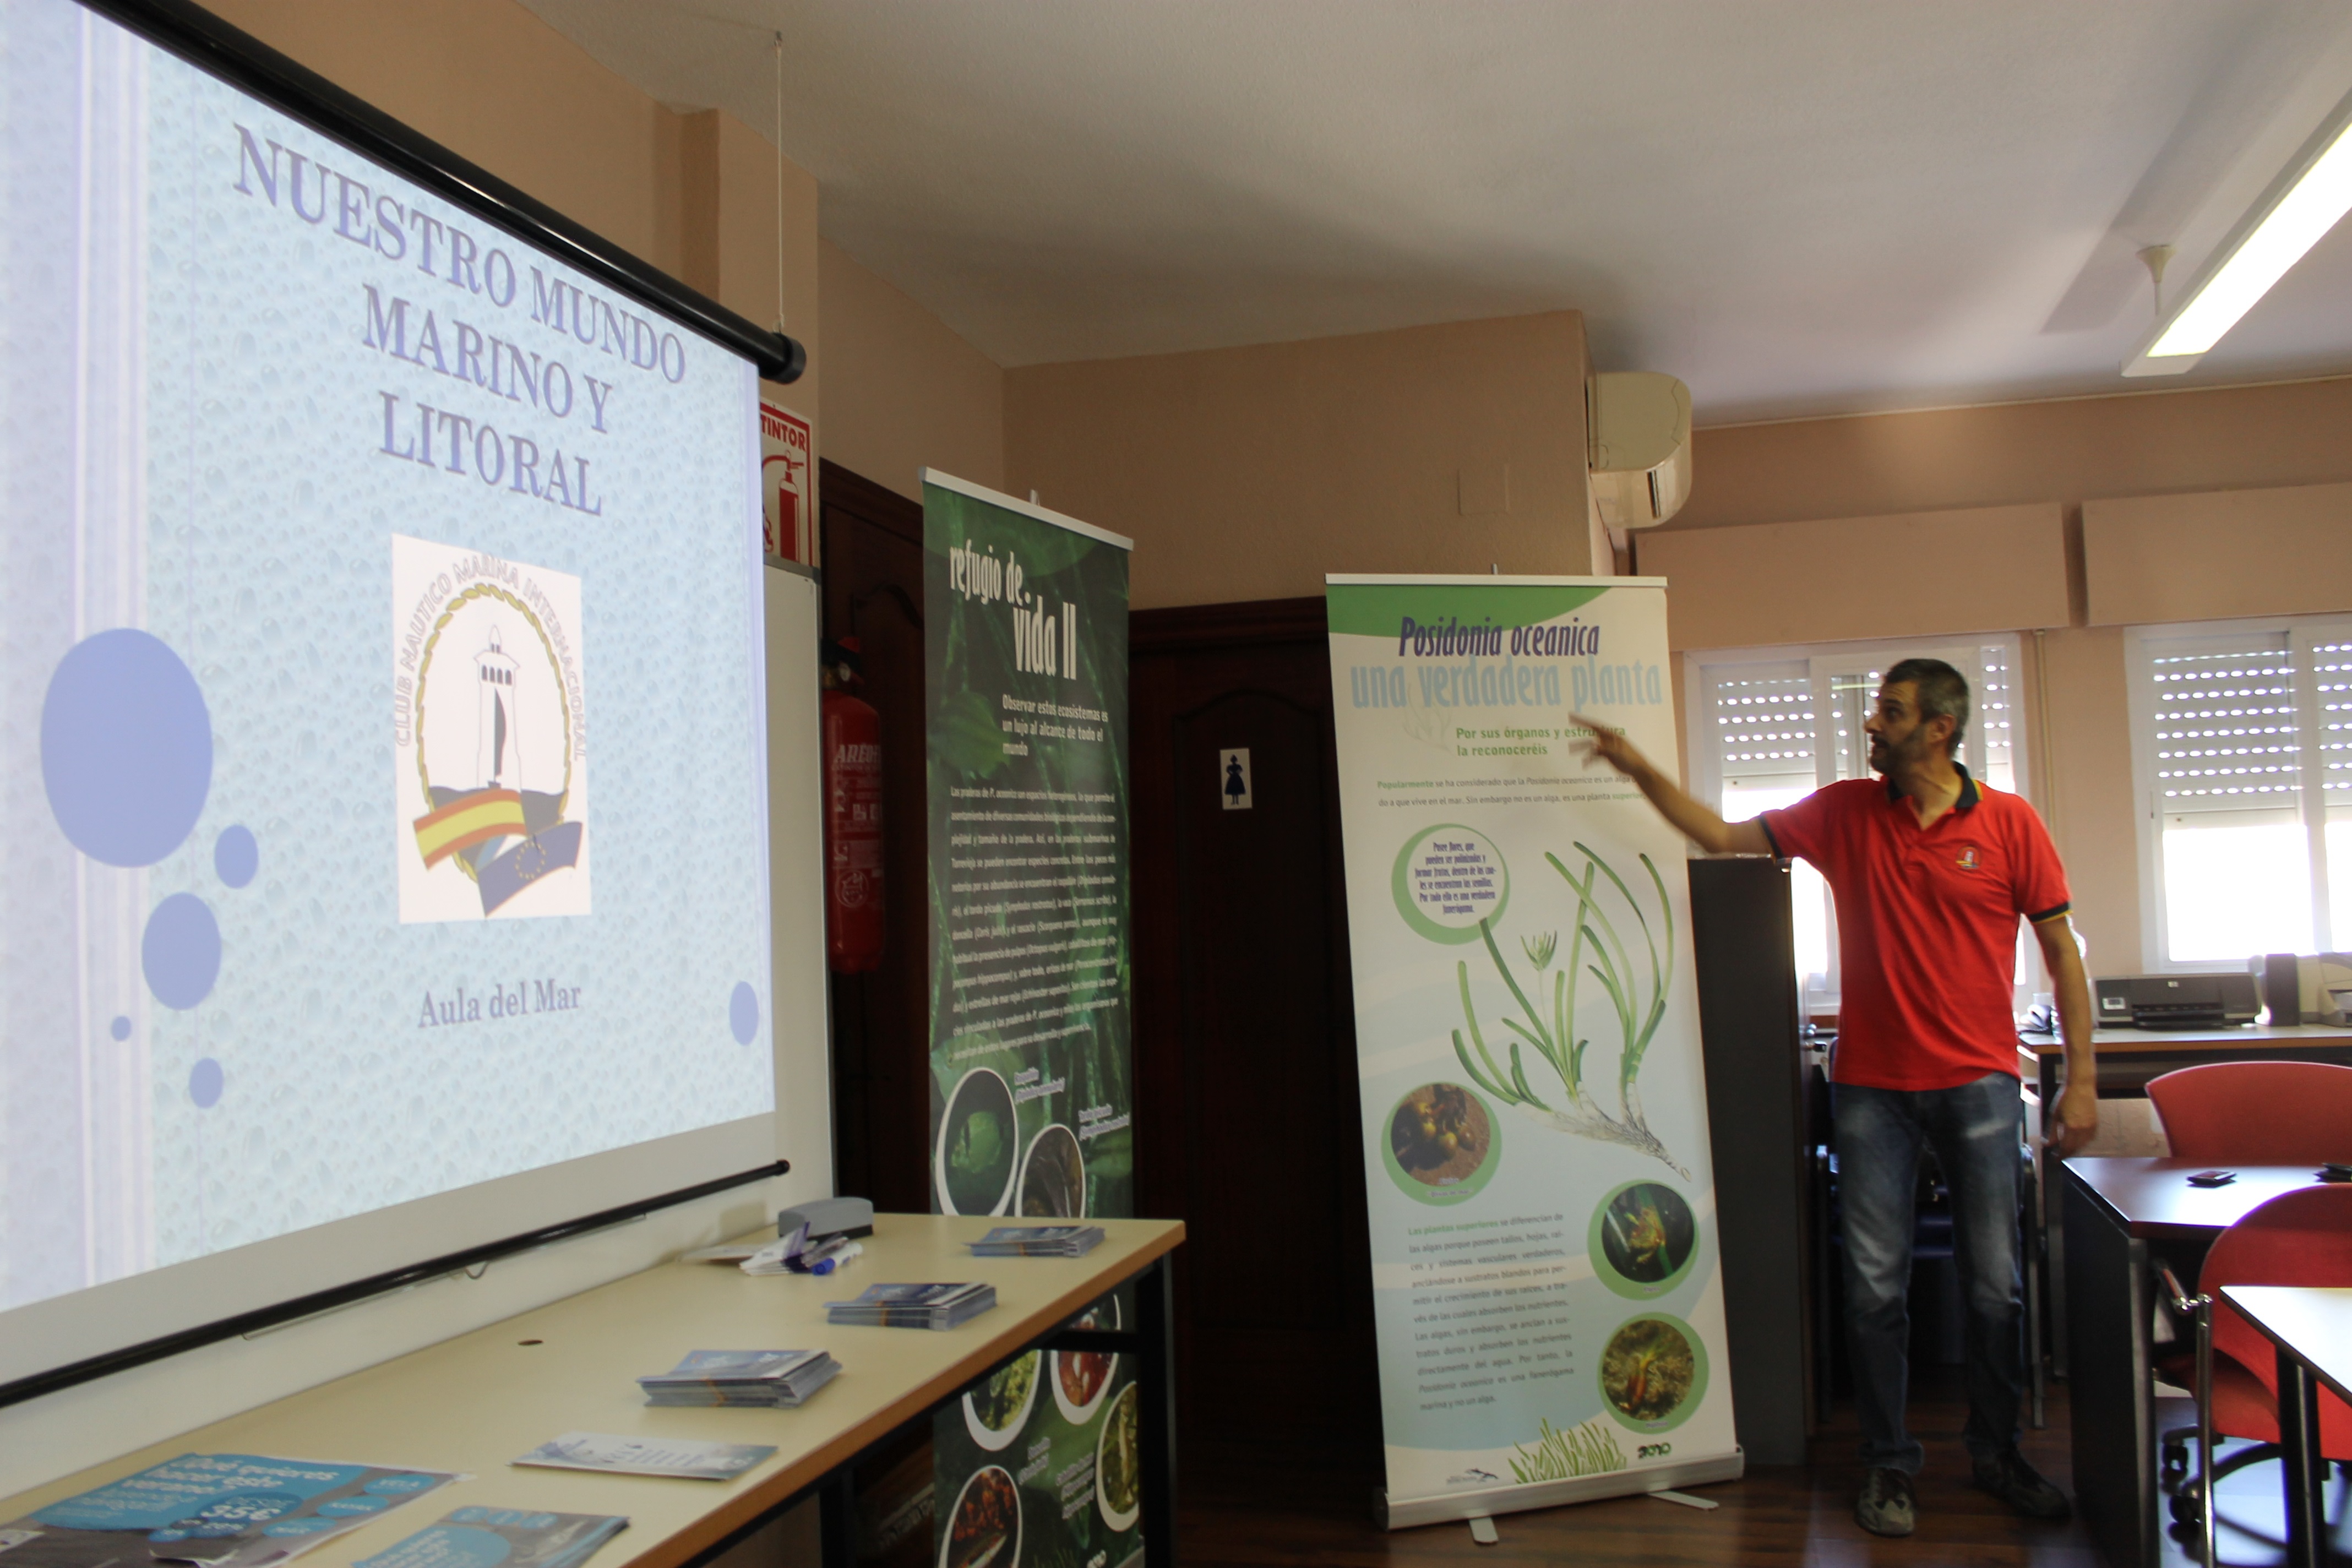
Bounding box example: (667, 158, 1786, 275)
(2146, 1061, 2352, 1164)
(2158, 1185, 2352, 1566)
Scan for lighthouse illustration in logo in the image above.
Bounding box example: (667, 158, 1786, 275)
(470, 628, 524, 867)
(393, 535, 591, 922)
(478, 627, 519, 787)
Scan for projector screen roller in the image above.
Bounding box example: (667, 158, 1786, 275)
(0, 0, 780, 1390)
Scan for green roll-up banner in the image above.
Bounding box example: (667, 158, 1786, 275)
(1325, 574, 1743, 1531)
(923, 471, 1141, 1567)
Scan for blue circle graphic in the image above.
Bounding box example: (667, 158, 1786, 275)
(41, 628, 213, 867)
(144, 894, 221, 1009)
(314, 1498, 385, 1517)
(215, 825, 258, 888)
(111, 1015, 132, 1041)
(432, 1527, 514, 1568)
(189, 1058, 224, 1108)
(729, 982, 759, 1045)
(362, 1476, 438, 1496)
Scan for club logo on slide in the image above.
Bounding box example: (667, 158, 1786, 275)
(392, 535, 590, 921)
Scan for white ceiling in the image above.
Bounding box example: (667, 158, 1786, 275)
(518, 0, 2352, 423)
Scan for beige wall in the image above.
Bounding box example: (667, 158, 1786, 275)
(2026, 627, 2139, 971)
(1644, 504, 2068, 652)
(1673, 376, 2352, 532)
(678, 112, 821, 418)
(1647, 376, 2352, 980)
(1005, 312, 1596, 609)
(2084, 481, 2352, 626)
(818, 239, 1005, 499)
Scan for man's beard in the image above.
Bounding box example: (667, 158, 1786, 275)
(1868, 728, 1932, 775)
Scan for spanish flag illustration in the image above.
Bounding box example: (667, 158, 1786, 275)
(412, 788, 529, 868)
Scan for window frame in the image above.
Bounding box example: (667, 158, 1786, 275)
(1683, 633, 2032, 1010)
(2124, 612, 2352, 973)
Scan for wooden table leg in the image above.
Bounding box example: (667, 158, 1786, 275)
(1136, 1255, 1178, 1565)
(2275, 1348, 2326, 1568)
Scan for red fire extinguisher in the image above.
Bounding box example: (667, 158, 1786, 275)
(821, 638, 885, 973)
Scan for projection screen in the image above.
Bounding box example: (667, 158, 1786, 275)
(0, 0, 805, 1402)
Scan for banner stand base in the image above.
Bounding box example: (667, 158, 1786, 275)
(1374, 1450, 1745, 1531)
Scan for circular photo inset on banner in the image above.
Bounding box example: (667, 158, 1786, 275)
(1589, 1180, 1699, 1299)
(961, 1350, 1041, 1452)
(1096, 1382, 1144, 1533)
(1051, 1295, 1120, 1425)
(1382, 1082, 1500, 1205)
(1598, 1314, 1710, 1433)
(1017, 1122, 1086, 1218)
(938, 1464, 1021, 1568)
(1391, 824, 1509, 943)
(935, 1067, 1018, 1216)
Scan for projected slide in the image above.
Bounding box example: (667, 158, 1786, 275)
(0, 0, 772, 1317)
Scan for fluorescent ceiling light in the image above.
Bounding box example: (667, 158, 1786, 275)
(2124, 88, 2352, 377)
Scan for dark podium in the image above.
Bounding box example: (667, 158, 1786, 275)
(1689, 854, 1819, 1465)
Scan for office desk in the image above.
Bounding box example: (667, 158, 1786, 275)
(2019, 1026, 2352, 1377)
(2016, 1023, 2352, 1105)
(2064, 1161, 2332, 1568)
(0, 1215, 1185, 1568)
(2218, 1286, 2352, 1568)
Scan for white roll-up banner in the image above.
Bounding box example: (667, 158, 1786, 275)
(1325, 575, 1741, 1529)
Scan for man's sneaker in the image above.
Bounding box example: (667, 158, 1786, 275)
(1972, 1447, 2072, 1520)
(1855, 1467, 1917, 1537)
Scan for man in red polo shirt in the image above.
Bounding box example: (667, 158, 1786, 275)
(1577, 657, 2097, 1539)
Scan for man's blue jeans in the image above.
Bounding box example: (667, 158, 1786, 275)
(1833, 1070, 2025, 1474)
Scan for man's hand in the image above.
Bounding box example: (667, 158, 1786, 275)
(1567, 713, 1771, 856)
(2049, 1079, 2099, 1158)
(1574, 714, 1650, 780)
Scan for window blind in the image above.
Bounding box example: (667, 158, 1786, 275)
(2148, 636, 2303, 813)
(2316, 636, 2352, 805)
(1711, 666, 1815, 810)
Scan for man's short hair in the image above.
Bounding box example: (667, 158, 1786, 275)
(1885, 657, 1970, 755)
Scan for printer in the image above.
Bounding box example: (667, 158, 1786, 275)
(2093, 973, 2260, 1030)
(2252, 952, 2352, 1025)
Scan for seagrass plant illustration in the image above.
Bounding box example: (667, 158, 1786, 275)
(1508, 1415, 1626, 1484)
(1450, 841, 1689, 1178)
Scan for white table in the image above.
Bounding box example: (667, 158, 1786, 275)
(2218, 1284, 2352, 1568)
(0, 1215, 1186, 1568)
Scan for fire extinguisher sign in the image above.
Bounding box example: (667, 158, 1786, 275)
(759, 401, 813, 568)
(921, 469, 1138, 1567)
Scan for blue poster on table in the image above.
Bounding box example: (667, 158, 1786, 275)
(3, 1454, 454, 1568)
(352, 1510, 626, 1568)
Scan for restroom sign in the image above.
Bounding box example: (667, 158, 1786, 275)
(1222, 749, 1253, 810)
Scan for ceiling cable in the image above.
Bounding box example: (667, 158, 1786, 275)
(773, 31, 786, 336)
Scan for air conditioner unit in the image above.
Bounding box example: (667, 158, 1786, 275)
(1588, 371, 1691, 529)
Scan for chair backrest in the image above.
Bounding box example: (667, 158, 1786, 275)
(2198, 1184, 2352, 1392)
(2146, 1061, 2352, 1164)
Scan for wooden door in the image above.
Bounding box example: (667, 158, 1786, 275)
(819, 461, 931, 1215)
(1131, 597, 1379, 1451)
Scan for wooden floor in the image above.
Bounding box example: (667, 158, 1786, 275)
(1178, 1367, 2104, 1567)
